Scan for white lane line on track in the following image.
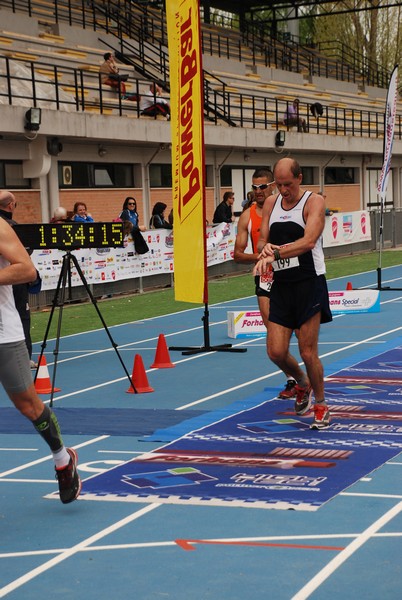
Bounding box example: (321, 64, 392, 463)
(0, 478, 55, 483)
(34, 292, 402, 368)
(291, 501, 402, 600)
(0, 503, 160, 598)
(40, 336, 253, 405)
(31, 274, 402, 346)
(0, 448, 38, 452)
(31, 264, 402, 346)
(35, 292, 402, 365)
(43, 320, 402, 408)
(33, 322, 215, 366)
(0, 436, 108, 478)
(2, 530, 402, 560)
(177, 324, 402, 409)
(341, 492, 402, 499)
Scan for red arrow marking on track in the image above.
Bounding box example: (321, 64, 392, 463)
(175, 539, 345, 551)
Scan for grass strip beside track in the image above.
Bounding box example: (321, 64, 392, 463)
(30, 250, 402, 342)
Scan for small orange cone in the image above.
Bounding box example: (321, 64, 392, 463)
(34, 355, 61, 394)
(126, 354, 154, 393)
(150, 334, 175, 369)
(346, 281, 353, 290)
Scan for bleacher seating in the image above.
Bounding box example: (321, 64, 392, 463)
(0, 0, 399, 139)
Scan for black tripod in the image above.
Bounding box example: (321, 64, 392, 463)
(35, 251, 136, 406)
(169, 302, 247, 356)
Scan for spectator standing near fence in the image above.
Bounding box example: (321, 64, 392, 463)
(213, 191, 235, 224)
(254, 157, 332, 429)
(119, 197, 146, 232)
(150, 202, 173, 229)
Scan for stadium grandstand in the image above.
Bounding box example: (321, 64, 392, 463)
(0, 0, 401, 300)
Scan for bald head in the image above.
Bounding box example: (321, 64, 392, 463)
(273, 158, 302, 179)
(0, 190, 16, 211)
(273, 158, 303, 203)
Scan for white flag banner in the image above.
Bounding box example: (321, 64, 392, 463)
(377, 65, 398, 203)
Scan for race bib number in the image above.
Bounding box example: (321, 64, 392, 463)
(259, 269, 273, 292)
(273, 256, 299, 271)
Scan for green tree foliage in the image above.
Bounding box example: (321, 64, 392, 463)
(314, 1, 401, 74)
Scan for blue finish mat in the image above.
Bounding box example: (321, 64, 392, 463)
(80, 344, 402, 510)
(0, 407, 205, 437)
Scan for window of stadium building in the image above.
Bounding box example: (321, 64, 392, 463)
(300, 167, 314, 185)
(325, 167, 356, 185)
(149, 164, 172, 188)
(220, 166, 232, 187)
(0, 161, 31, 188)
(58, 163, 134, 188)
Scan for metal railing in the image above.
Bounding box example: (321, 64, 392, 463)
(1, 54, 400, 140)
(0, 54, 145, 117)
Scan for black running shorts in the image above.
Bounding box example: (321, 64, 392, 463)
(254, 274, 272, 298)
(269, 274, 332, 329)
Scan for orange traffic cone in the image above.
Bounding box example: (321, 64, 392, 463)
(150, 334, 175, 369)
(346, 281, 353, 290)
(34, 355, 61, 394)
(126, 354, 154, 393)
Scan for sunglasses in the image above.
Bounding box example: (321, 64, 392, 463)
(127, 202, 136, 205)
(251, 183, 270, 191)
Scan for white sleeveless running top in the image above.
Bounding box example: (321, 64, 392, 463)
(0, 255, 25, 342)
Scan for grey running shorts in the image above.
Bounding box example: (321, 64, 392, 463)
(0, 340, 33, 393)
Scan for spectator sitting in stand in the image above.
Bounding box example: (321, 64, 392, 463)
(149, 202, 173, 229)
(99, 52, 135, 101)
(140, 82, 170, 120)
(213, 191, 235, 224)
(119, 197, 146, 232)
(72, 202, 94, 223)
(50, 206, 68, 223)
(283, 98, 308, 132)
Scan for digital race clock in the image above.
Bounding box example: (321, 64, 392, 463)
(13, 222, 125, 250)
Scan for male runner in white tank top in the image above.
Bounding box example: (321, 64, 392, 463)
(253, 157, 332, 429)
(234, 168, 297, 399)
(0, 216, 80, 502)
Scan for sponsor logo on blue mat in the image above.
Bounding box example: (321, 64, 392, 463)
(122, 467, 217, 490)
(238, 419, 309, 434)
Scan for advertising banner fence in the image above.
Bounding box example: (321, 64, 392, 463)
(32, 211, 371, 292)
(32, 223, 235, 292)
